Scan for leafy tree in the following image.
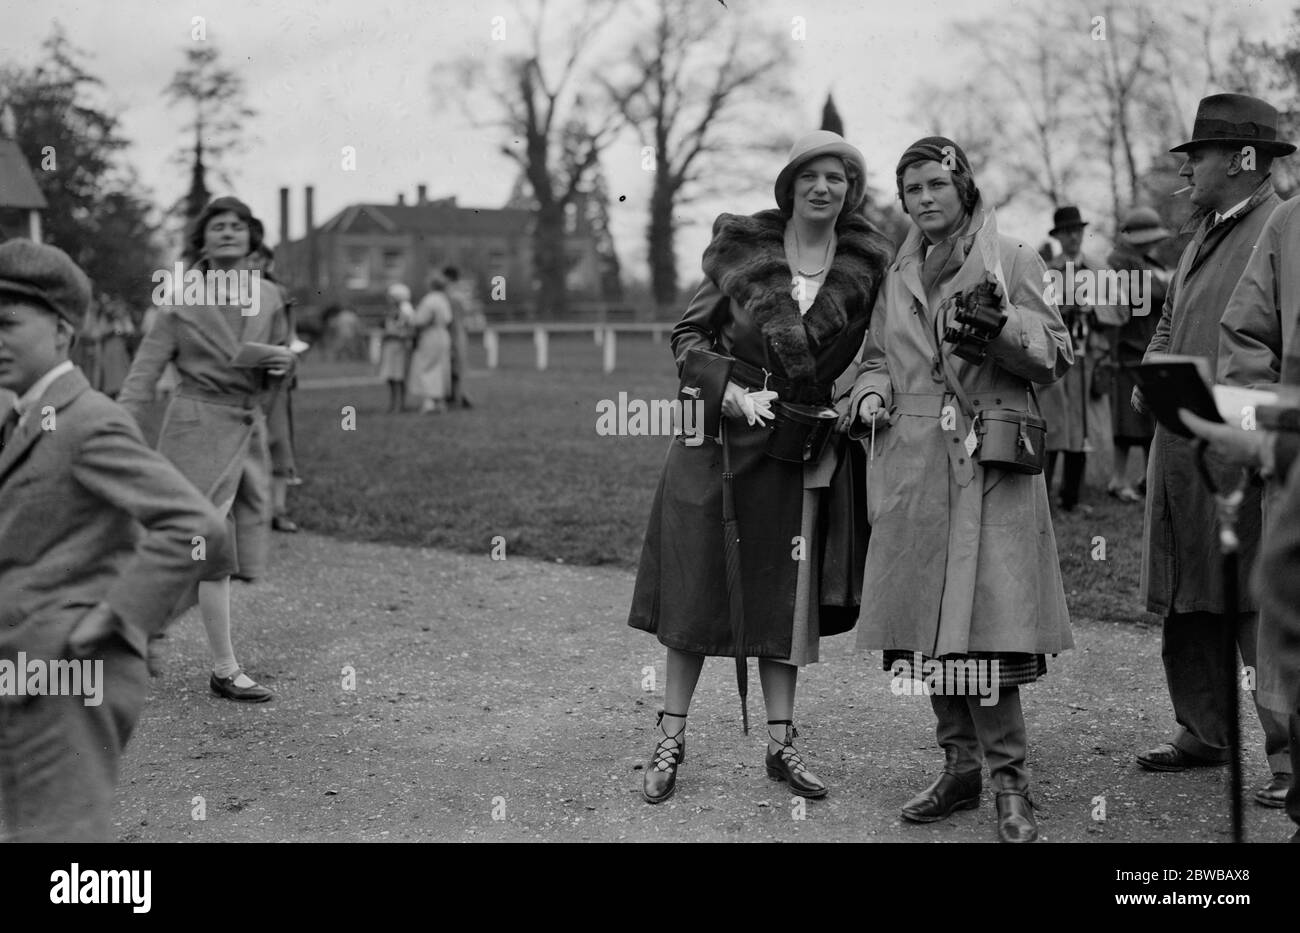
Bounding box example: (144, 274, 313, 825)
(0, 24, 165, 315)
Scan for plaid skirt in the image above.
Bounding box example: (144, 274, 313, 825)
(882, 650, 1047, 690)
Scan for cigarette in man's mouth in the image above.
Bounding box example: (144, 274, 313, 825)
(1172, 185, 1192, 195)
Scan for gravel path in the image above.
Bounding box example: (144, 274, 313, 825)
(115, 532, 1294, 843)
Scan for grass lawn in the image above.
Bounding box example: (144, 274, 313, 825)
(287, 331, 1158, 627)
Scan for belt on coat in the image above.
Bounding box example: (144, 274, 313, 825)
(728, 357, 832, 406)
(892, 390, 1033, 417)
(177, 384, 263, 410)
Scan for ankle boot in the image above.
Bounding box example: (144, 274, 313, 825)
(900, 771, 982, 822)
(995, 790, 1038, 843)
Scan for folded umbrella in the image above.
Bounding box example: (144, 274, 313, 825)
(720, 419, 749, 734)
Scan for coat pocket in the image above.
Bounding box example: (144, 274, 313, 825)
(978, 467, 1037, 526)
(161, 395, 202, 427)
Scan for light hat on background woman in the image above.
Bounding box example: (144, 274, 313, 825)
(1117, 207, 1172, 247)
(774, 130, 868, 216)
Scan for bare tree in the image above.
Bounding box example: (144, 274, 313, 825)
(908, 76, 1019, 212)
(431, 0, 620, 318)
(1068, 0, 1169, 224)
(600, 0, 794, 312)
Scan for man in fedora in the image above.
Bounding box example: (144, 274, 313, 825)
(1040, 206, 1122, 511)
(0, 240, 226, 840)
(1132, 93, 1294, 799)
(1106, 207, 1172, 502)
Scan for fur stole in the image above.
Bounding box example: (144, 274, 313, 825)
(701, 209, 891, 382)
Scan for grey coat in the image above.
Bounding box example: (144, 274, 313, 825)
(1141, 181, 1281, 616)
(0, 368, 225, 664)
(118, 275, 288, 585)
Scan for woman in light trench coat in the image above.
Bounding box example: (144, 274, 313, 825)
(118, 196, 292, 702)
(850, 137, 1074, 842)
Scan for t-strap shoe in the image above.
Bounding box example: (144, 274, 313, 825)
(765, 720, 828, 798)
(642, 711, 686, 804)
(210, 670, 274, 703)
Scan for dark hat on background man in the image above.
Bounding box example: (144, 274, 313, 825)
(894, 136, 980, 212)
(1118, 206, 1172, 246)
(1170, 93, 1296, 157)
(774, 130, 868, 215)
(0, 239, 92, 327)
(1050, 206, 1088, 237)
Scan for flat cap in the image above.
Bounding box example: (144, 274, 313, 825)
(0, 238, 92, 327)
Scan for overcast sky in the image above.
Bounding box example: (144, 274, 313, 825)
(2, 0, 1292, 280)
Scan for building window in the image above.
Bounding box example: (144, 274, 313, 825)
(345, 248, 370, 290)
(382, 249, 406, 285)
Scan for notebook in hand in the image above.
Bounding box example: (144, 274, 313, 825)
(1130, 354, 1222, 439)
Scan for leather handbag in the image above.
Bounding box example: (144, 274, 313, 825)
(1090, 358, 1116, 399)
(974, 405, 1047, 474)
(765, 401, 839, 463)
(679, 347, 734, 441)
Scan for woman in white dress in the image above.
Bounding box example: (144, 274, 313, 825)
(408, 273, 453, 414)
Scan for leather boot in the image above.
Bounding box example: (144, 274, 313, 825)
(995, 790, 1038, 843)
(900, 771, 982, 823)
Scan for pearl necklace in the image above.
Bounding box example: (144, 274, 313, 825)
(794, 226, 834, 277)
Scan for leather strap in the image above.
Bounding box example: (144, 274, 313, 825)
(915, 302, 976, 486)
(729, 356, 832, 406)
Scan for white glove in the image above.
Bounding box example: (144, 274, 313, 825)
(740, 389, 779, 427)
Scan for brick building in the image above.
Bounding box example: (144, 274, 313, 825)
(274, 185, 606, 323)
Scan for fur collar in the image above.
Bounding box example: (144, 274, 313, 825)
(702, 209, 890, 381)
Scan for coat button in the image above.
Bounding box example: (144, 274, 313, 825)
(243, 414, 254, 425)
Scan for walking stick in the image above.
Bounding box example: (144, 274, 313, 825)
(1194, 440, 1246, 844)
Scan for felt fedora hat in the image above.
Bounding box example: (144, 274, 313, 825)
(1170, 93, 1296, 156)
(1050, 205, 1088, 236)
(1118, 206, 1171, 246)
(774, 130, 867, 215)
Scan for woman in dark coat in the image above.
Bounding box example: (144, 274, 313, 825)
(118, 197, 292, 702)
(1106, 207, 1170, 501)
(628, 131, 892, 804)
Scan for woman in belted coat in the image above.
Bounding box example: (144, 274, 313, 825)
(850, 137, 1073, 842)
(628, 131, 892, 804)
(118, 196, 292, 702)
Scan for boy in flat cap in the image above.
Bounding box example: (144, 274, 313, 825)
(0, 239, 226, 841)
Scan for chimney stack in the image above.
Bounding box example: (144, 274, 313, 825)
(278, 186, 290, 246)
(417, 184, 427, 205)
(305, 185, 318, 291)
(397, 193, 406, 206)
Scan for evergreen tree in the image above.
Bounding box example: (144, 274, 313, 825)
(0, 24, 165, 313)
